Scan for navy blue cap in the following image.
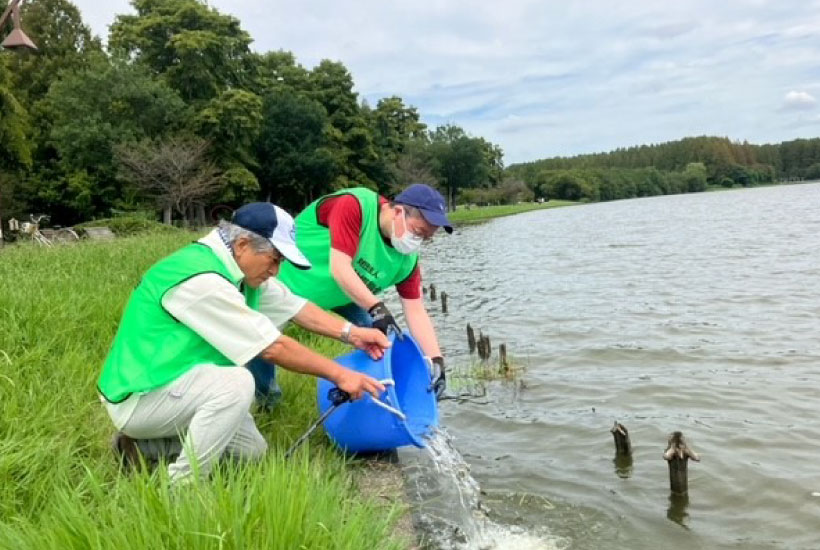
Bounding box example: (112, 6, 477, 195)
(232, 202, 311, 269)
(394, 183, 453, 234)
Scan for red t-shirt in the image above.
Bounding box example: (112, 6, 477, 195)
(317, 194, 422, 299)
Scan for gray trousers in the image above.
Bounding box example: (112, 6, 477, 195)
(116, 364, 267, 483)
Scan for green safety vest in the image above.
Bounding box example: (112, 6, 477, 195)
(97, 242, 260, 403)
(277, 187, 418, 309)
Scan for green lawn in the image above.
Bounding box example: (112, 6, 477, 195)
(448, 200, 577, 224)
(0, 233, 409, 550)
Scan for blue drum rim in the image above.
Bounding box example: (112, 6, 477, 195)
(382, 332, 427, 448)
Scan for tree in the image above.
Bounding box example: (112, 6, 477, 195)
(8, 0, 102, 105)
(194, 89, 263, 204)
(429, 125, 492, 210)
(307, 59, 379, 190)
(391, 138, 438, 195)
(548, 172, 584, 200)
(0, 0, 103, 225)
(803, 162, 820, 181)
(429, 124, 466, 143)
(0, 62, 30, 171)
(308, 60, 359, 131)
(41, 56, 187, 218)
(370, 96, 426, 160)
(498, 178, 533, 203)
(195, 88, 262, 166)
(255, 89, 336, 209)
(459, 178, 532, 205)
(109, 0, 253, 103)
(479, 137, 505, 185)
(115, 137, 222, 225)
(247, 50, 310, 97)
(683, 162, 708, 192)
(729, 164, 752, 187)
(0, 60, 31, 234)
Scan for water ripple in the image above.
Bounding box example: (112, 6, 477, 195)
(422, 182, 820, 550)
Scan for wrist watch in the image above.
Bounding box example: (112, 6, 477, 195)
(340, 321, 353, 344)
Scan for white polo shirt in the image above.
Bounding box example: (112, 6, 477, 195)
(105, 229, 308, 428)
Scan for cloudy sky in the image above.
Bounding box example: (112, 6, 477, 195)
(71, 0, 820, 164)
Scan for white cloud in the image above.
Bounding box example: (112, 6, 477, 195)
(782, 90, 817, 109)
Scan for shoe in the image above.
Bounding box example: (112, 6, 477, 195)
(256, 384, 283, 412)
(111, 431, 145, 472)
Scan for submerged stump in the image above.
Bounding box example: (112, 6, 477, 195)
(663, 431, 700, 495)
(611, 422, 632, 456)
(467, 324, 476, 353)
(476, 334, 491, 361)
(429, 284, 437, 301)
(477, 332, 490, 361)
(441, 291, 448, 313)
(499, 343, 508, 373)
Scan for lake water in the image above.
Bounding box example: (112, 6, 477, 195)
(411, 182, 820, 550)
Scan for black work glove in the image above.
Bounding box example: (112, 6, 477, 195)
(368, 301, 403, 339)
(430, 356, 446, 400)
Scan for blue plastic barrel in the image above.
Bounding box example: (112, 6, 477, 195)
(317, 332, 439, 453)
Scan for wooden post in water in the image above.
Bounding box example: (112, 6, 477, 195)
(611, 422, 632, 456)
(477, 333, 491, 361)
(499, 343, 508, 374)
(441, 291, 448, 313)
(663, 431, 700, 495)
(429, 284, 437, 301)
(466, 324, 476, 353)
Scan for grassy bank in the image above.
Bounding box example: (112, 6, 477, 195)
(0, 234, 409, 550)
(448, 200, 577, 224)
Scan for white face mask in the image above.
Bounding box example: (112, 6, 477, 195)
(391, 210, 423, 254)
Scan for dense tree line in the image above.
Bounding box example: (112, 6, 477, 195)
(507, 136, 820, 202)
(5, 0, 820, 223)
(0, 0, 503, 225)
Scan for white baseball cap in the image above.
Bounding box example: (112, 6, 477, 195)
(232, 202, 311, 269)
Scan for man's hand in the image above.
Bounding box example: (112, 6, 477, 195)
(349, 326, 391, 360)
(429, 356, 446, 400)
(368, 301, 403, 339)
(334, 369, 385, 401)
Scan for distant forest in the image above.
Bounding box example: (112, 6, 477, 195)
(504, 136, 820, 203)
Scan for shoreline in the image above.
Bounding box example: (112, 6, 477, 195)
(448, 200, 579, 225)
(444, 180, 820, 227)
(351, 456, 419, 548)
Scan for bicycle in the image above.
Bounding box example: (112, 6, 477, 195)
(14, 215, 80, 246)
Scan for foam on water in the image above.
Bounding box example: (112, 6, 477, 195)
(404, 428, 567, 550)
(479, 525, 565, 550)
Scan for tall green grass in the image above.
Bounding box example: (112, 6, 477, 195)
(447, 200, 577, 225)
(0, 235, 408, 549)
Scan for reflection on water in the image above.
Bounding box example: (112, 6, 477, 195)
(409, 182, 820, 550)
(613, 454, 633, 479)
(667, 493, 691, 528)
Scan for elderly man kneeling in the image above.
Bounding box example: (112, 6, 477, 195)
(97, 203, 388, 483)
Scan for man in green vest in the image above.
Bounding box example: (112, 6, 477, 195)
(99, 202, 389, 483)
(274, 183, 452, 402)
